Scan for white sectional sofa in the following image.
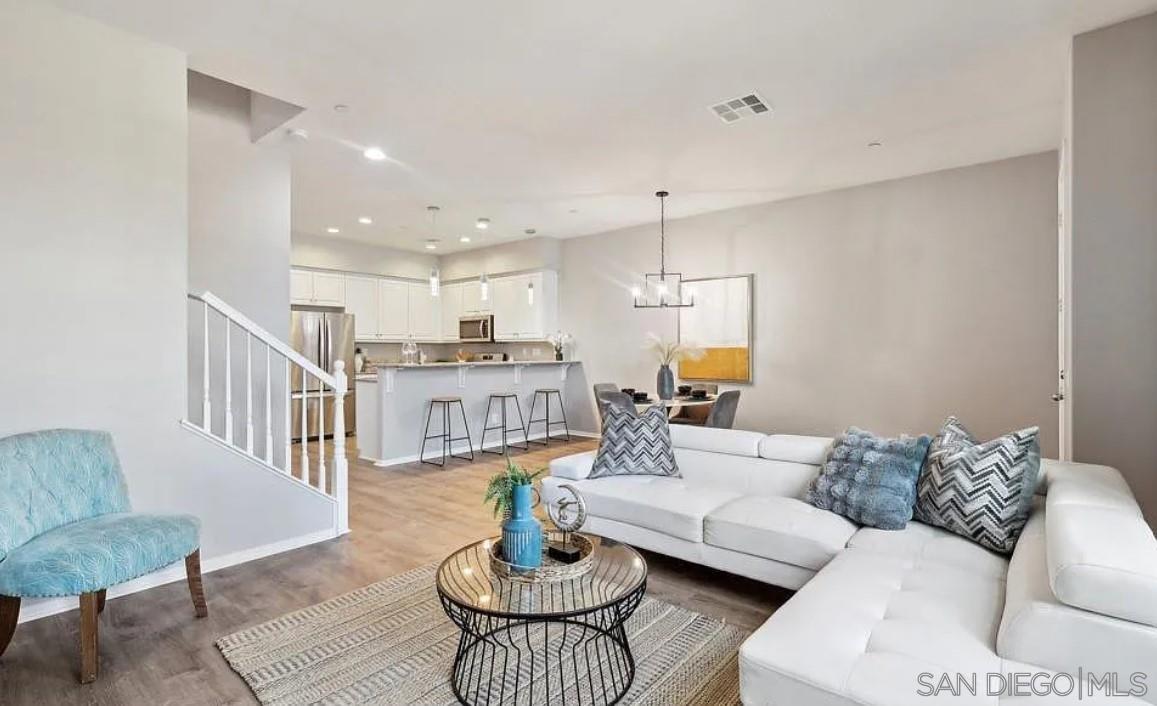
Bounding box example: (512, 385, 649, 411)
(542, 425, 1157, 705)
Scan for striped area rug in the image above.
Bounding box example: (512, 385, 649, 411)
(217, 563, 746, 705)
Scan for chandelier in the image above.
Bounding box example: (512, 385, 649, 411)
(633, 190, 694, 308)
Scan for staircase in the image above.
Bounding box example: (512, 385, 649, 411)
(184, 291, 349, 535)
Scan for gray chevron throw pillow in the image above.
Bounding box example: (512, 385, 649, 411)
(914, 416, 1041, 554)
(589, 404, 680, 479)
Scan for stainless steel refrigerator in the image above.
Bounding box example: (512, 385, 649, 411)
(290, 310, 356, 441)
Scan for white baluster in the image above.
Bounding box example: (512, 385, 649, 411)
(224, 322, 234, 444)
(202, 304, 211, 432)
(283, 359, 292, 473)
(245, 331, 254, 454)
(332, 361, 349, 534)
(318, 375, 326, 493)
(264, 345, 273, 465)
(300, 366, 309, 483)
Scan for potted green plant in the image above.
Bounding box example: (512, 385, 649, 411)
(484, 459, 544, 568)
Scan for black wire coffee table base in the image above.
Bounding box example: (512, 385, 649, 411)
(439, 582, 646, 706)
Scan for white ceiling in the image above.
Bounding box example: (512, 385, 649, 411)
(53, 0, 1157, 253)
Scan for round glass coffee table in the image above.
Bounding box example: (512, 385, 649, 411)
(436, 535, 647, 706)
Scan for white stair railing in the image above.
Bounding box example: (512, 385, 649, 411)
(186, 291, 349, 535)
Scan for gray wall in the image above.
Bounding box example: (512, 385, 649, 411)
(0, 1, 334, 616)
(1071, 12, 1157, 525)
(562, 153, 1060, 454)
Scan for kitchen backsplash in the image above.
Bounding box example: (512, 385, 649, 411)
(355, 341, 556, 367)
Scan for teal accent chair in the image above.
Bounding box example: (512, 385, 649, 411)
(0, 429, 206, 683)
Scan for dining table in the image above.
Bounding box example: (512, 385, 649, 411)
(633, 393, 717, 420)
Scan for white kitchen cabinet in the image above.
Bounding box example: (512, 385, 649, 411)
(344, 275, 380, 341)
(493, 271, 558, 341)
(440, 283, 463, 342)
(407, 282, 441, 341)
(461, 280, 493, 314)
(290, 269, 346, 307)
(377, 280, 409, 339)
(492, 275, 522, 341)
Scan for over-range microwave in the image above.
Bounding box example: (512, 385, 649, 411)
(459, 315, 494, 342)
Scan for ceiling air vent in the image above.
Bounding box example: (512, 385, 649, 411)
(710, 93, 772, 123)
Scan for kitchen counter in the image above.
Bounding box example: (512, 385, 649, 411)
(355, 360, 593, 466)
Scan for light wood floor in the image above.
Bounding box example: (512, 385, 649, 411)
(0, 437, 791, 705)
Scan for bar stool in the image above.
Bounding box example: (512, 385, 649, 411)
(525, 388, 571, 444)
(420, 397, 474, 466)
(481, 392, 529, 455)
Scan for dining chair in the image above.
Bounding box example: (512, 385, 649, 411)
(593, 383, 622, 423)
(704, 390, 740, 429)
(596, 391, 638, 421)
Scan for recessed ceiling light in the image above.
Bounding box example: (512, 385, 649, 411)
(424, 239, 439, 250)
(475, 218, 490, 230)
(363, 146, 387, 161)
(868, 141, 883, 148)
(327, 227, 340, 234)
(358, 216, 373, 225)
(459, 235, 471, 243)
(333, 104, 349, 112)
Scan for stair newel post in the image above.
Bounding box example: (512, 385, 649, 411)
(332, 360, 349, 535)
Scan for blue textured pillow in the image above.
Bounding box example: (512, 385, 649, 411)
(806, 427, 932, 530)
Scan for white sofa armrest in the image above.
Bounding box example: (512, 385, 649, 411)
(549, 450, 596, 481)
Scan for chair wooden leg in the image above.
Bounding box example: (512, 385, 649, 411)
(185, 550, 208, 618)
(79, 592, 98, 683)
(0, 596, 19, 658)
(96, 589, 106, 615)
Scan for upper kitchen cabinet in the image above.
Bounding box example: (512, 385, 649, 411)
(377, 280, 409, 339)
(493, 271, 558, 341)
(406, 282, 441, 341)
(290, 269, 346, 307)
(461, 280, 493, 315)
(344, 275, 380, 341)
(440, 283, 463, 342)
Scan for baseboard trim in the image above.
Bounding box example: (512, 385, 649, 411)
(367, 429, 600, 468)
(17, 528, 338, 624)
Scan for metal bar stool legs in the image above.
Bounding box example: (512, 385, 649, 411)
(525, 389, 571, 445)
(420, 397, 475, 466)
(481, 393, 529, 455)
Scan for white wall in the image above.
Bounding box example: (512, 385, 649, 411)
(1071, 12, 1157, 525)
(189, 70, 291, 337)
(438, 237, 561, 280)
(292, 232, 437, 280)
(562, 153, 1060, 453)
(187, 71, 292, 456)
(0, 1, 334, 618)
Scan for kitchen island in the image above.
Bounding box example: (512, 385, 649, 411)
(356, 360, 594, 466)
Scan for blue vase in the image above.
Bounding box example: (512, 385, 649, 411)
(502, 485, 543, 569)
(657, 364, 675, 401)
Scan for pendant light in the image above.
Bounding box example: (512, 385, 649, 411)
(427, 205, 441, 297)
(479, 272, 490, 302)
(633, 190, 694, 308)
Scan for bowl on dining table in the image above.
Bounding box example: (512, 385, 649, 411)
(690, 389, 709, 399)
(631, 391, 651, 403)
(677, 385, 693, 396)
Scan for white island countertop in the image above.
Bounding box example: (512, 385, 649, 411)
(355, 360, 592, 466)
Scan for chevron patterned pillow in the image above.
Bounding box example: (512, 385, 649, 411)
(914, 417, 1041, 554)
(589, 404, 680, 479)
